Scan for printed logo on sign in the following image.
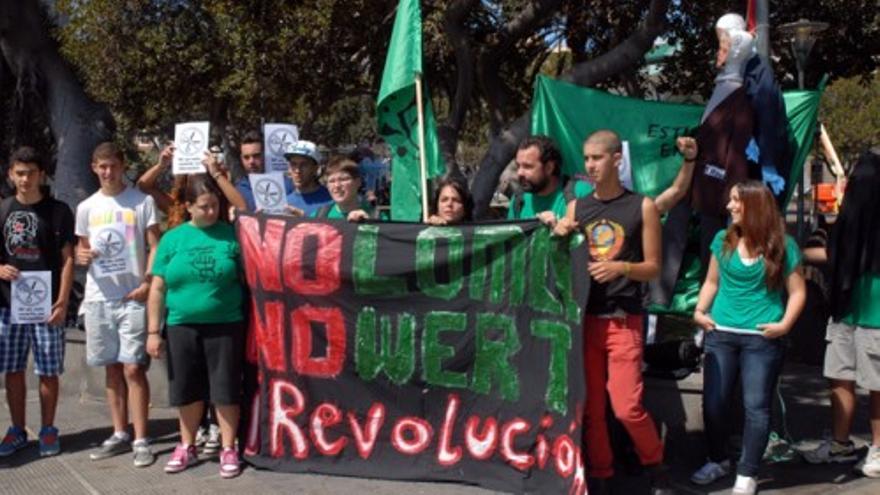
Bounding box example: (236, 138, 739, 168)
(178, 127, 206, 157)
(268, 128, 297, 155)
(14, 276, 48, 307)
(96, 228, 126, 257)
(584, 219, 625, 261)
(255, 178, 284, 207)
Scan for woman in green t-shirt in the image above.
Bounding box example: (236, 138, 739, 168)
(145, 175, 244, 479)
(689, 181, 806, 494)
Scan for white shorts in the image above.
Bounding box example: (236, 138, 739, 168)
(83, 300, 148, 367)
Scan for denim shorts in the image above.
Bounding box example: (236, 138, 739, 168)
(83, 300, 148, 366)
(0, 308, 65, 375)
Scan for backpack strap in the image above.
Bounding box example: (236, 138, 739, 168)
(314, 204, 333, 219)
(0, 196, 14, 226)
(562, 177, 577, 203)
(511, 191, 524, 218)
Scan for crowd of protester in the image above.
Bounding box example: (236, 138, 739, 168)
(0, 129, 877, 495)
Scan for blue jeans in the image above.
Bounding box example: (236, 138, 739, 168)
(702, 330, 783, 477)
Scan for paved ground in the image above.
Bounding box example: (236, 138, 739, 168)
(1, 331, 878, 494)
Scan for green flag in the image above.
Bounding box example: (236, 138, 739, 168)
(530, 75, 824, 315)
(377, 0, 444, 221)
(531, 75, 822, 203)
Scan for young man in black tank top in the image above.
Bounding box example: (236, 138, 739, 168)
(555, 130, 672, 495)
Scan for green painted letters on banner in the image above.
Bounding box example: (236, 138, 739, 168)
(423, 311, 468, 388)
(468, 226, 527, 305)
(531, 320, 572, 415)
(416, 227, 464, 300)
(471, 313, 521, 402)
(355, 307, 416, 384)
(527, 228, 563, 316)
(354, 225, 407, 296)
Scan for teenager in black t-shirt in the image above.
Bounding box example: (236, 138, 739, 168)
(0, 147, 75, 458)
(555, 130, 671, 495)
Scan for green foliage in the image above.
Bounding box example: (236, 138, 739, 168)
(49, 0, 879, 160)
(820, 73, 880, 165)
(54, 0, 396, 145)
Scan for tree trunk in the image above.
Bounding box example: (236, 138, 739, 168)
(470, 0, 670, 218)
(0, 0, 114, 208)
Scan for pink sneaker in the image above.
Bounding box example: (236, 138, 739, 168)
(219, 448, 241, 478)
(164, 444, 197, 473)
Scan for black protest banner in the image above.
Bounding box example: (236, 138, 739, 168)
(236, 212, 589, 494)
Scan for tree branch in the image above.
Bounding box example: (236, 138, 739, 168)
(437, 0, 479, 174)
(479, 0, 563, 138)
(472, 0, 670, 218)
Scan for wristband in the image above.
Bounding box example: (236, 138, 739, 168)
(622, 262, 631, 277)
(147, 331, 160, 336)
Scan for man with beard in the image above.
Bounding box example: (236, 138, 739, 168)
(507, 135, 568, 225)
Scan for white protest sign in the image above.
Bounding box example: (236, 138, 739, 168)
(263, 123, 299, 172)
(249, 172, 287, 213)
(173, 121, 210, 175)
(620, 140, 634, 191)
(91, 224, 134, 278)
(11, 271, 52, 324)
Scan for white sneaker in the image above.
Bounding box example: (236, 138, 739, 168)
(862, 445, 880, 478)
(731, 474, 757, 495)
(690, 459, 730, 485)
(203, 424, 221, 454)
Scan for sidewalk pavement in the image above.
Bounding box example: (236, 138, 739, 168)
(1, 331, 878, 494)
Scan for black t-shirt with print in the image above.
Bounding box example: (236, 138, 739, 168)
(0, 196, 76, 308)
(574, 190, 645, 314)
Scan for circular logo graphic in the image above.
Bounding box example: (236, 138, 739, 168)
(268, 129, 297, 155)
(96, 229, 126, 257)
(584, 219, 625, 261)
(254, 178, 284, 207)
(14, 276, 49, 307)
(178, 127, 206, 157)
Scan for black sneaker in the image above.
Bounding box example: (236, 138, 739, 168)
(647, 463, 677, 495)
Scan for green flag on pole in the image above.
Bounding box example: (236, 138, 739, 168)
(530, 75, 824, 314)
(377, 0, 444, 221)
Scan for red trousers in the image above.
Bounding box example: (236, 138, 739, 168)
(584, 314, 663, 478)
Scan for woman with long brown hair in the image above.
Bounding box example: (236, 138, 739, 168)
(689, 180, 806, 494)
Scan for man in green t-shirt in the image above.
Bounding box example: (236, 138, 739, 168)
(507, 135, 568, 224)
(802, 150, 880, 478)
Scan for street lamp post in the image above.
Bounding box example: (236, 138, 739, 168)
(778, 19, 828, 244)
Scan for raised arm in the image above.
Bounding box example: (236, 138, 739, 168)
(629, 197, 661, 281)
(203, 151, 247, 211)
(654, 137, 697, 214)
(137, 144, 175, 213)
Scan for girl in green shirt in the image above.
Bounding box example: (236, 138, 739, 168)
(690, 181, 806, 493)
(146, 175, 244, 478)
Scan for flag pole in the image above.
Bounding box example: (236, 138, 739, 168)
(414, 72, 430, 222)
